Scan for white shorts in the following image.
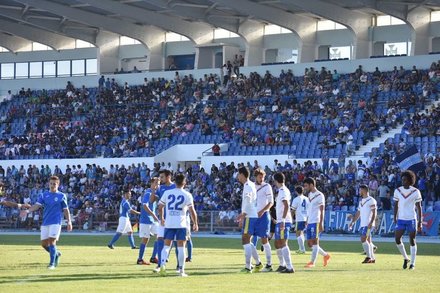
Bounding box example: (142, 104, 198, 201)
(41, 224, 61, 241)
(139, 222, 158, 238)
(116, 217, 132, 234)
(157, 224, 165, 238)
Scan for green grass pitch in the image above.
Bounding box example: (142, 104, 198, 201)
(0, 235, 439, 292)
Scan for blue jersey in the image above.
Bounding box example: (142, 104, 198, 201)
(36, 191, 68, 226)
(156, 183, 176, 219)
(119, 199, 131, 218)
(140, 189, 157, 224)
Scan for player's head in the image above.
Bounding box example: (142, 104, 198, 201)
(295, 186, 304, 196)
(175, 173, 186, 188)
(123, 188, 131, 199)
(254, 168, 266, 184)
(49, 176, 60, 192)
(273, 172, 285, 187)
(159, 169, 172, 185)
(237, 166, 250, 184)
(359, 184, 369, 197)
(150, 177, 159, 189)
(401, 170, 416, 187)
(303, 177, 316, 192)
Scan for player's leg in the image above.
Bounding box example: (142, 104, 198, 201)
(47, 224, 62, 268)
(274, 223, 286, 271)
(109, 217, 125, 248)
(154, 224, 165, 266)
(249, 219, 262, 270)
(137, 224, 150, 264)
(395, 221, 410, 268)
(156, 229, 174, 275)
(186, 235, 193, 262)
(360, 228, 371, 263)
(296, 222, 306, 253)
(367, 232, 375, 262)
(408, 221, 417, 270)
(279, 224, 294, 273)
(316, 238, 331, 266)
(305, 223, 318, 267)
(176, 230, 187, 276)
(241, 217, 253, 272)
(260, 237, 272, 271)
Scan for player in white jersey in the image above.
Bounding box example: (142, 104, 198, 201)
(154, 174, 198, 277)
(303, 177, 331, 268)
(253, 168, 274, 272)
(236, 166, 261, 273)
(349, 185, 377, 264)
(273, 172, 295, 273)
(290, 186, 308, 254)
(394, 170, 422, 270)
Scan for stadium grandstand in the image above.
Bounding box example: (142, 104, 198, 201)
(0, 0, 440, 289)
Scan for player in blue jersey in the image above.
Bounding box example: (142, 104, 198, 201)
(150, 170, 176, 265)
(24, 176, 72, 269)
(154, 173, 198, 277)
(108, 189, 140, 249)
(137, 177, 160, 265)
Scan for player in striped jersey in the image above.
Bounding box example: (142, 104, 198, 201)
(290, 186, 308, 254)
(349, 185, 377, 263)
(394, 170, 423, 270)
(303, 177, 331, 268)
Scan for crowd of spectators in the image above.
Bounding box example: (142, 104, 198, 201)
(2, 60, 438, 160)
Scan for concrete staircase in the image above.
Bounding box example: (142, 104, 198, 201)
(348, 98, 440, 162)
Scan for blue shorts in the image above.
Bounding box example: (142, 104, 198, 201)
(295, 221, 306, 231)
(164, 228, 187, 241)
(395, 219, 416, 233)
(306, 223, 320, 240)
(242, 217, 258, 235)
(275, 223, 292, 240)
(254, 212, 270, 238)
(359, 226, 374, 237)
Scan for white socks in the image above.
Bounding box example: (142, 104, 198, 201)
(297, 234, 305, 252)
(243, 244, 252, 269)
(250, 243, 261, 264)
(396, 243, 409, 260)
(177, 247, 185, 271)
(282, 246, 293, 270)
(318, 246, 328, 256)
(160, 245, 171, 266)
(311, 245, 318, 264)
(277, 248, 286, 267)
(362, 242, 371, 258)
(369, 242, 375, 260)
(410, 245, 417, 266)
(263, 243, 272, 266)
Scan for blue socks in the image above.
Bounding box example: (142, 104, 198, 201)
(138, 243, 146, 260)
(49, 245, 57, 265)
(109, 233, 121, 246)
(157, 239, 164, 259)
(151, 241, 158, 259)
(44, 246, 50, 253)
(128, 234, 135, 248)
(174, 241, 178, 258)
(187, 238, 193, 260)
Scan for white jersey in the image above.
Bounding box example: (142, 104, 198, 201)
(276, 186, 292, 223)
(255, 183, 274, 212)
(393, 186, 422, 221)
(291, 195, 309, 222)
(159, 188, 193, 229)
(241, 180, 258, 218)
(358, 196, 377, 227)
(307, 190, 325, 224)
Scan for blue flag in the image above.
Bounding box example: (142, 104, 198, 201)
(395, 145, 425, 173)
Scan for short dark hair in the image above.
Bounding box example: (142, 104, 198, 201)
(49, 176, 60, 182)
(303, 177, 316, 186)
(359, 184, 369, 192)
(401, 170, 416, 186)
(175, 173, 186, 186)
(273, 172, 285, 184)
(159, 169, 172, 177)
(295, 186, 304, 194)
(238, 166, 250, 179)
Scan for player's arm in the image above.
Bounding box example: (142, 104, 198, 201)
(258, 201, 273, 218)
(280, 199, 289, 230)
(368, 206, 377, 229)
(129, 208, 141, 215)
(63, 208, 73, 232)
(158, 202, 165, 226)
(189, 205, 198, 232)
(318, 205, 324, 232)
(349, 210, 360, 229)
(393, 199, 399, 223)
(26, 203, 42, 213)
(0, 201, 30, 209)
(143, 203, 159, 222)
(416, 201, 423, 232)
